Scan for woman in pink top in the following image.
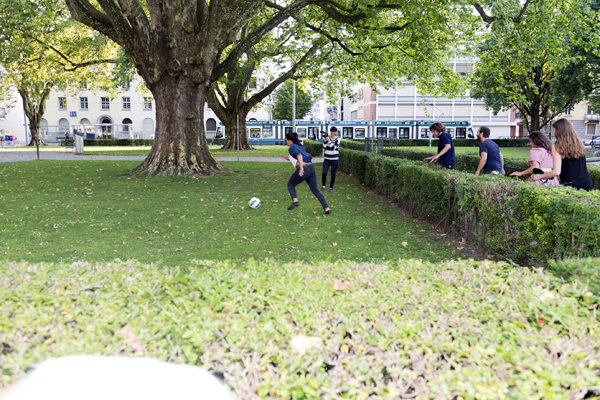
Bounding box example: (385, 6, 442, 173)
(509, 131, 559, 186)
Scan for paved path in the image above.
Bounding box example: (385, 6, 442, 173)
(0, 149, 323, 163)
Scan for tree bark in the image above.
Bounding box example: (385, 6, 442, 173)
(132, 75, 226, 176)
(18, 88, 49, 147)
(221, 113, 252, 150)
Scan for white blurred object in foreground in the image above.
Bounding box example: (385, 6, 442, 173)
(0, 356, 234, 400)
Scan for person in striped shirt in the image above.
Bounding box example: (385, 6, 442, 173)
(321, 126, 340, 192)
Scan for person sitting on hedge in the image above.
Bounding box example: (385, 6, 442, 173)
(509, 130, 558, 186)
(475, 126, 504, 175)
(532, 118, 593, 191)
(423, 122, 455, 169)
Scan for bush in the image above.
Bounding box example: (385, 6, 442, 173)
(342, 138, 530, 148)
(339, 147, 600, 263)
(303, 139, 324, 157)
(549, 257, 600, 299)
(83, 139, 154, 146)
(207, 138, 226, 146)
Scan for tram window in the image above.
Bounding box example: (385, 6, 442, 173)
(446, 128, 454, 138)
(399, 128, 409, 138)
(285, 127, 292, 135)
(262, 126, 273, 137)
(456, 128, 466, 139)
(420, 128, 430, 139)
(250, 128, 261, 138)
(343, 127, 353, 138)
(355, 128, 365, 139)
(297, 128, 306, 138)
(308, 127, 318, 140)
(376, 127, 387, 138)
(388, 128, 398, 138)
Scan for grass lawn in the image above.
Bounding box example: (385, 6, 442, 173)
(1, 160, 600, 398)
(0, 160, 461, 265)
(82, 145, 287, 157)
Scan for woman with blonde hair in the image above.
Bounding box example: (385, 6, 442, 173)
(532, 118, 593, 190)
(509, 131, 558, 185)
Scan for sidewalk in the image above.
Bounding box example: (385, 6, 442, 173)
(0, 149, 323, 163)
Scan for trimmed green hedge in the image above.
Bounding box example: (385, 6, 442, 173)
(339, 147, 600, 263)
(77, 138, 226, 146)
(303, 139, 324, 158)
(342, 138, 530, 148)
(343, 139, 600, 189)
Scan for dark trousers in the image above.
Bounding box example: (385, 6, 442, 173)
(287, 164, 329, 209)
(322, 159, 339, 188)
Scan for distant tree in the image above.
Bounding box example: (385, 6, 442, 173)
(0, 0, 118, 146)
(272, 80, 314, 121)
(470, 0, 599, 133)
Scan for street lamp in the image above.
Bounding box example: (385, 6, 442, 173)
(32, 98, 39, 160)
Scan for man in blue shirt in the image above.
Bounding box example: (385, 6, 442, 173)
(475, 126, 504, 175)
(423, 122, 455, 169)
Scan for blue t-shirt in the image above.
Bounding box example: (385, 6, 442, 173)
(288, 143, 312, 163)
(479, 139, 502, 172)
(437, 132, 455, 166)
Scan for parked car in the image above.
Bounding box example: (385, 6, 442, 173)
(497, 136, 513, 139)
(590, 138, 600, 148)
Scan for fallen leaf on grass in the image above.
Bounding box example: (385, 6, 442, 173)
(401, 241, 408, 247)
(333, 280, 351, 291)
(291, 335, 322, 355)
(333, 242, 338, 247)
(411, 286, 421, 296)
(461, 237, 467, 245)
(115, 324, 142, 352)
(361, 279, 377, 288)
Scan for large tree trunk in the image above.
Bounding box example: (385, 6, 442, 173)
(132, 76, 227, 177)
(221, 112, 253, 150)
(27, 123, 45, 147)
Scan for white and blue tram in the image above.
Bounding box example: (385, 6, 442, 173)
(216, 120, 474, 144)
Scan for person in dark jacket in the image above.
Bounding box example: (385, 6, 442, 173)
(282, 132, 331, 214)
(423, 122, 455, 169)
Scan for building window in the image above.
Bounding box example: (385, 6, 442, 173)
(587, 124, 596, 136)
(80, 97, 88, 110)
(80, 82, 88, 90)
(101, 97, 110, 110)
(515, 112, 521, 119)
(587, 105, 595, 115)
(565, 108, 572, 116)
(58, 97, 67, 110)
(143, 97, 153, 110)
(122, 97, 131, 110)
(121, 81, 129, 90)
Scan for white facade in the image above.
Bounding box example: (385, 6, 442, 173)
(0, 84, 271, 143)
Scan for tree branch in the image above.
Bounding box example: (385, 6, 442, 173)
(35, 38, 118, 71)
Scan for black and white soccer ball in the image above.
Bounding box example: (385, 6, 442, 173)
(248, 197, 261, 209)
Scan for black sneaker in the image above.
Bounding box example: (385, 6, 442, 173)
(324, 209, 331, 215)
(287, 201, 300, 210)
(329, 188, 334, 192)
(319, 187, 326, 192)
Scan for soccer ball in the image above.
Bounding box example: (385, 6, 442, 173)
(249, 197, 261, 209)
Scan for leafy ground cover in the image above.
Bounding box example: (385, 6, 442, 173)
(0, 160, 462, 266)
(1, 258, 599, 399)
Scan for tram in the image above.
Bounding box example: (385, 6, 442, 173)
(216, 119, 474, 144)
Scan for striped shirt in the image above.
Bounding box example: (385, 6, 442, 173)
(323, 137, 340, 160)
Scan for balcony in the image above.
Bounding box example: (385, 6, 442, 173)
(586, 114, 599, 123)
